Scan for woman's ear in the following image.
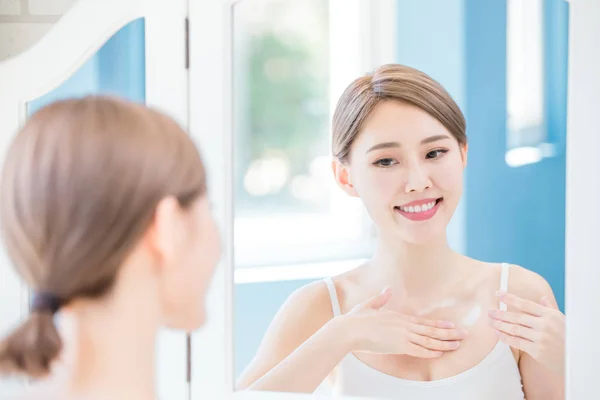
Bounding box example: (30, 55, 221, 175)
(142, 196, 183, 271)
(461, 143, 468, 168)
(331, 158, 359, 197)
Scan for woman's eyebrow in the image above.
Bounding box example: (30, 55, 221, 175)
(365, 134, 451, 154)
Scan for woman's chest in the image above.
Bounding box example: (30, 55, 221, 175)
(353, 318, 516, 381)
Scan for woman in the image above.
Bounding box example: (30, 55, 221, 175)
(237, 64, 565, 399)
(0, 96, 220, 399)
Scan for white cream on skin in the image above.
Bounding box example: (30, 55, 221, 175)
(411, 298, 481, 328)
(461, 304, 482, 327)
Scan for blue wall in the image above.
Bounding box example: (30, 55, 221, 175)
(464, 0, 567, 311)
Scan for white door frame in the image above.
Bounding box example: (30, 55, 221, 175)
(564, 0, 600, 398)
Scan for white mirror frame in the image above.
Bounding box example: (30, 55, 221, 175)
(0, 0, 189, 398)
(191, 0, 600, 399)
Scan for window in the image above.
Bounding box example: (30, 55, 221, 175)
(505, 0, 565, 167)
(232, 0, 397, 272)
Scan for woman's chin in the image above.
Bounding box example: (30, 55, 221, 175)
(164, 307, 206, 332)
(188, 309, 207, 331)
(395, 226, 448, 245)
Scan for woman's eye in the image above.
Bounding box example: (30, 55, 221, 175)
(374, 158, 396, 167)
(426, 149, 448, 159)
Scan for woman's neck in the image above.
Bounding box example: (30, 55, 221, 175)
(53, 291, 160, 400)
(368, 232, 463, 300)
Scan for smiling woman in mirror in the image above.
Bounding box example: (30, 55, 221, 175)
(236, 64, 565, 399)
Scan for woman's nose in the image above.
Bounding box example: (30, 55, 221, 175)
(404, 161, 432, 193)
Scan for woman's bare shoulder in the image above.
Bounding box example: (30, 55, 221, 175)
(278, 279, 336, 325)
(463, 258, 554, 296)
(507, 263, 556, 304)
(281, 265, 362, 317)
(234, 277, 345, 388)
(261, 265, 366, 342)
(326, 264, 371, 314)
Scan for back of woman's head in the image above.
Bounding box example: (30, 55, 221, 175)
(0, 96, 207, 378)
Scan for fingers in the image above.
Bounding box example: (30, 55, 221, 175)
(496, 291, 546, 316)
(540, 296, 551, 307)
(489, 319, 540, 342)
(363, 287, 393, 310)
(407, 322, 468, 341)
(487, 309, 538, 328)
(493, 329, 537, 355)
(404, 343, 444, 359)
(540, 296, 559, 310)
(407, 332, 462, 352)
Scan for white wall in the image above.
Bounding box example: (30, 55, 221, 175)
(0, 0, 76, 61)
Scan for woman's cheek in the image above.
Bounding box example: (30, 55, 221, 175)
(432, 160, 464, 192)
(360, 169, 400, 200)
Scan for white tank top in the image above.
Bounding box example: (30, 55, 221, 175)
(321, 263, 525, 399)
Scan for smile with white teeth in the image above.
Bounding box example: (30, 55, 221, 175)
(398, 200, 438, 213)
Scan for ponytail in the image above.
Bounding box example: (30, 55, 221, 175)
(0, 293, 64, 378)
(0, 312, 62, 378)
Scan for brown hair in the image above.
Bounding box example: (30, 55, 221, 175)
(0, 96, 207, 378)
(332, 64, 467, 162)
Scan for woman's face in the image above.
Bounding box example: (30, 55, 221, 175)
(157, 195, 221, 331)
(334, 100, 467, 244)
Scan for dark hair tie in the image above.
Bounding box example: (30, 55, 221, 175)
(31, 292, 63, 314)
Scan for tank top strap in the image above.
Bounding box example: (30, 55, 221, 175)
(499, 263, 510, 311)
(324, 277, 341, 317)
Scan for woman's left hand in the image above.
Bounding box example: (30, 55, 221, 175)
(488, 291, 565, 375)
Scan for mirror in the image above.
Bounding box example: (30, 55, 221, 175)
(230, 0, 568, 397)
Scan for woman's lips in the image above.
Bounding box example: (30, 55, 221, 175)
(394, 198, 443, 221)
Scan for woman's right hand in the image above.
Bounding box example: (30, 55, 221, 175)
(339, 288, 468, 358)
